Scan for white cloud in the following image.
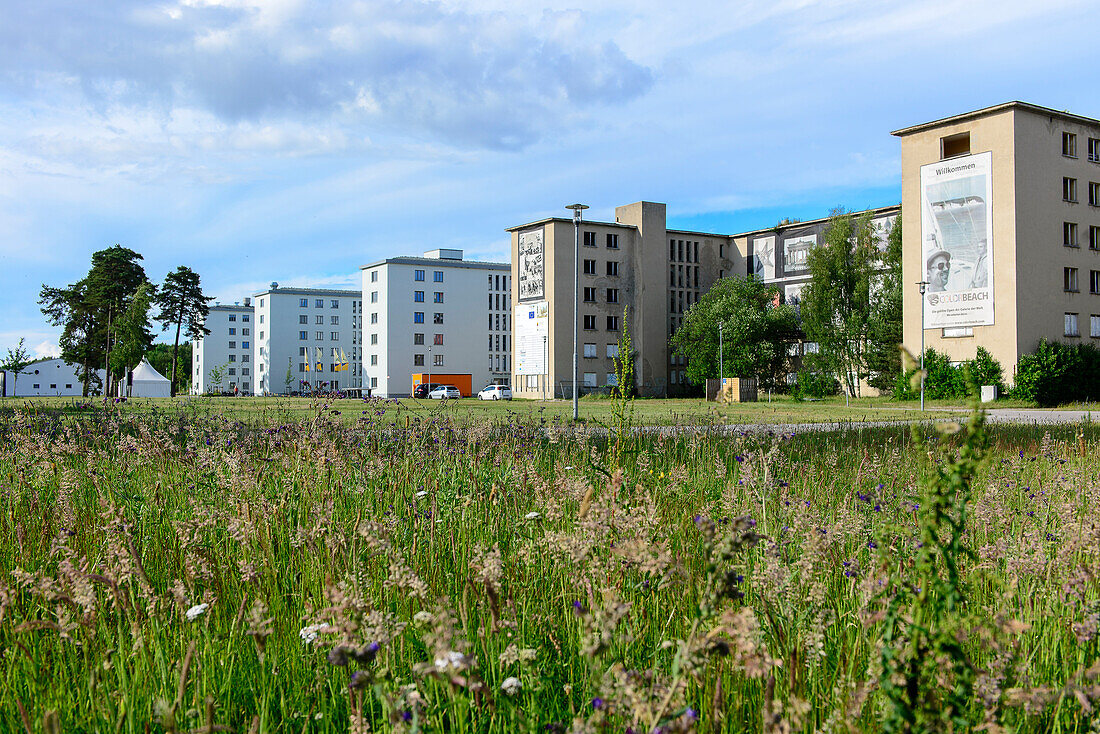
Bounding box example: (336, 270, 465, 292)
(33, 341, 61, 359)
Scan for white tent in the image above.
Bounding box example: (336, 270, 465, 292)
(120, 358, 172, 398)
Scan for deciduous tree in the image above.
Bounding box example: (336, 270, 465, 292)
(1, 338, 33, 395)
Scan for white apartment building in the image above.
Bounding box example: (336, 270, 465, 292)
(192, 302, 255, 394)
(360, 249, 510, 397)
(2, 358, 106, 397)
(251, 285, 363, 395)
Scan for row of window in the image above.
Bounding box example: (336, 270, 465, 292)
(582, 287, 619, 303)
(29, 384, 73, 390)
(1062, 268, 1100, 293)
(298, 315, 340, 325)
(413, 312, 445, 324)
(670, 290, 698, 314)
(582, 343, 620, 359)
(671, 265, 701, 288)
(489, 292, 508, 310)
(227, 314, 250, 322)
(582, 315, 620, 331)
(670, 239, 700, 263)
(299, 331, 342, 340)
(413, 291, 444, 303)
(489, 313, 509, 331)
(227, 327, 250, 335)
(1062, 178, 1100, 205)
(412, 354, 446, 367)
(582, 259, 620, 276)
(1062, 223, 1100, 248)
(413, 270, 444, 282)
(487, 334, 509, 351)
(488, 274, 511, 291)
(299, 298, 342, 308)
(1064, 313, 1100, 337)
(582, 232, 619, 249)
(227, 341, 250, 349)
(1061, 132, 1100, 163)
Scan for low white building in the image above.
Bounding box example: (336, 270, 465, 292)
(251, 285, 362, 395)
(192, 301, 255, 395)
(360, 249, 510, 397)
(2, 358, 105, 397)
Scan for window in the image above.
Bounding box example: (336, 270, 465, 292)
(242, 315, 249, 322)
(1091, 182, 1100, 206)
(315, 331, 324, 340)
(370, 291, 378, 303)
(330, 332, 339, 340)
(242, 368, 250, 376)
(414, 354, 425, 366)
(1065, 222, 1079, 247)
(371, 313, 378, 324)
(434, 271, 443, 282)
(583, 259, 597, 275)
(606, 233, 619, 249)
(228, 368, 236, 376)
(299, 331, 307, 340)
(1092, 270, 1100, 295)
(583, 315, 596, 330)
(229, 314, 237, 323)
(583, 343, 596, 358)
(583, 287, 596, 302)
(606, 261, 619, 276)
(414, 333, 424, 345)
(1064, 177, 1078, 202)
(1063, 131, 1078, 158)
(415, 269, 425, 281)
(371, 333, 379, 345)
(430, 333, 442, 346)
(434, 313, 444, 324)
(940, 132, 970, 159)
(316, 315, 324, 324)
(433, 354, 444, 367)
(371, 377, 378, 388)
(229, 355, 236, 362)
(583, 372, 596, 387)
(330, 300, 338, 308)
(331, 316, 339, 325)
(583, 231, 596, 247)
(414, 312, 425, 324)
(1092, 226, 1100, 250)
(242, 328, 249, 336)
(606, 372, 618, 386)
(607, 344, 619, 359)
(607, 315, 619, 331)
(414, 291, 425, 302)
(242, 341, 249, 349)
(228, 341, 236, 349)
(1066, 312, 1080, 337)
(1092, 315, 1100, 338)
(370, 271, 378, 282)
(1090, 138, 1100, 163)
(315, 299, 323, 308)
(1065, 267, 1080, 292)
(259, 315, 264, 323)
(606, 288, 619, 304)
(434, 292, 444, 303)
(370, 355, 378, 366)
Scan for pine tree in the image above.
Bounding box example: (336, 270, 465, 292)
(154, 266, 212, 397)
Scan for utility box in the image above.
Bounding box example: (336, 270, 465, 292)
(980, 385, 998, 403)
(718, 377, 758, 403)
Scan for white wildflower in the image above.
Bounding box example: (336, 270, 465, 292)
(525, 512, 541, 520)
(501, 676, 522, 696)
(299, 623, 325, 644)
(434, 650, 471, 672)
(185, 603, 209, 621)
(415, 490, 429, 498)
(413, 610, 433, 625)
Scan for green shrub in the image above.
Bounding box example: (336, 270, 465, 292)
(795, 368, 838, 398)
(1014, 340, 1100, 406)
(894, 347, 1005, 402)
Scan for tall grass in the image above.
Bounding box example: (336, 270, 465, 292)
(1, 404, 1098, 732)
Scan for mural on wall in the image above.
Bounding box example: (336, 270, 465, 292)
(518, 229, 545, 301)
(920, 151, 994, 328)
(782, 234, 815, 275)
(753, 236, 776, 280)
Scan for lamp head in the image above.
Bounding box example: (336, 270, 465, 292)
(566, 203, 589, 222)
(917, 280, 929, 295)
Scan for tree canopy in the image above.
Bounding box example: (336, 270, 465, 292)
(669, 275, 799, 389)
(154, 265, 211, 396)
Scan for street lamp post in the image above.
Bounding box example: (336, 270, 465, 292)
(917, 280, 928, 411)
(542, 334, 548, 401)
(566, 204, 588, 420)
(719, 322, 724, 387)
(428, 344, 432, 397)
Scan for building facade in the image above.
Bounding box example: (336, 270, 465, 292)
(360, 249, 510, 397)
(893, 101, 1100, 380)
(250, 286, 362, 395)
(2, 358, 106, 397)
(192, 302, 255, 395)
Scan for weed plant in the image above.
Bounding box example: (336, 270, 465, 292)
(0, 402, 1098, 732)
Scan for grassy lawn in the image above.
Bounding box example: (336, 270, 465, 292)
(0, 393, 987, 426)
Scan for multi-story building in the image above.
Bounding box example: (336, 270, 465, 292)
(3, 358, 106, 397)
(192, 301, 255, 394)
(893, 101, 1100, 380)
(251, 285, 362, 395)
(360, 249, 510, 397)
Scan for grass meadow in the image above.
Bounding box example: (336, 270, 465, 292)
(1, 397, 1098, 732)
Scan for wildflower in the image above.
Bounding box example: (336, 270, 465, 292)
(525, 511, 541, 520)
(501, 676, 522, 696)
(591, 697, 604, 710)
(185, 603, 209, 621)
(415, 490, 429, 499)
(299, 623, 325, 644)
(413, 610, 433, 625)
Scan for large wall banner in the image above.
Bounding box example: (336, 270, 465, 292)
(782, 234, 815, 275)
(920, 151, 994, 328)
(515, 300, 549, 375)
(518, 229, 545, 301)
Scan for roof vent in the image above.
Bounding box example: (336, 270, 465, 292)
(271, 281, 279, 289)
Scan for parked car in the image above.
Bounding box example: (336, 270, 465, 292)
(477, 385, 512, 400)
(428, 385, 462, 400)
(413, 383, 441, 399)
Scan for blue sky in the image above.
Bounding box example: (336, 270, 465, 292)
(3, 0, 1099, 356)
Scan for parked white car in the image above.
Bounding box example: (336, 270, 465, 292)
(477, 385, 512, 400)
(428, 385, 462, 400)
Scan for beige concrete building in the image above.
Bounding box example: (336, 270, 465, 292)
(894, 102, 1100, 382)
(507, 202, 743, 397)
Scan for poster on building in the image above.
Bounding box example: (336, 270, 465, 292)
(518, 229, 544, 301)
(920, 151, 994, 328)
(515, 300, 548, 375)
(753, 236, 776, 280)
(782, 235, 815, 275)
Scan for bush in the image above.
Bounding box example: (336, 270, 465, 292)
(894, 347, 1005, 402)
(1014, 340, 1100, 406)
(794, 368, 839, 399)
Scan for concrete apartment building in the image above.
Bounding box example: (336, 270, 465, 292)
(251, 286, 362, 395)
(894, 101, 1100, 380)
(192, 302, 255, 394)
(2, 358, 106, 397)
(360, 249, 510, 397)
